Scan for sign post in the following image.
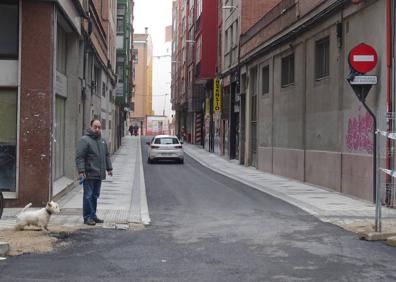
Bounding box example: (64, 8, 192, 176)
(346, 43, 381, 232)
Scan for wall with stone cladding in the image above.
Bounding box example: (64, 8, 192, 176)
(18, 2, 54, 206)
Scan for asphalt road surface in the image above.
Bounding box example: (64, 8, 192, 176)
(1, 137, 396, 281)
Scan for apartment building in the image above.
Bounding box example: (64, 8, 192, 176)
(170, 0, 396, 204)
(130, 31, 153, 134)
(239, 0, 390, 202)
(171, 0, 218, 145)
(0, 0, 118, 207)
(116, 0, 134, 146)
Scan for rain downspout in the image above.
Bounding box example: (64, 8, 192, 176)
(386, 0, 393, 206)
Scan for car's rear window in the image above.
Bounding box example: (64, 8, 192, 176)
(154, 138, 179, 145)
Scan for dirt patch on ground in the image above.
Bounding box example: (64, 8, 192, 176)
(0, 225, 80, 256)
(129, 223, 145, 231)
(340, 221, 375, 234)
(340, 220, 396, 234)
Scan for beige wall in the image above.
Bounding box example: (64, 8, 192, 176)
(245, 1, 386, 202)
(131, 33, 153, 120)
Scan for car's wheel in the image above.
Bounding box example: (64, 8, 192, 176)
(179, 159, 184, 164)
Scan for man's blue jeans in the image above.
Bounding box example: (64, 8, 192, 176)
(83, 179, 102, 220)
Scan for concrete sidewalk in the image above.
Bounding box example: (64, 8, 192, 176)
(183, 144, 396, 235)
(0, 136, 150, 230)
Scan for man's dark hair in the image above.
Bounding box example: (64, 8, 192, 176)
(90, 119, 100, 126)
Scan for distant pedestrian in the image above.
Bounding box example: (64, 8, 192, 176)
(129, 125, 134, 136)
(133, 124, 139, 136)
(75, 119, 113, 226)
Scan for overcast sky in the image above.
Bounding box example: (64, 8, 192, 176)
(134, 0, 174, 117)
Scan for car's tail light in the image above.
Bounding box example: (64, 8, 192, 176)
(174, 145, 182, 149)
(151, 145, 160, 149)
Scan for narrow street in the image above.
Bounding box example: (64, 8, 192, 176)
(0, 138, 395, 281)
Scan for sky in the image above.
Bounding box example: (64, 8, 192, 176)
(134, 0, 174, 117)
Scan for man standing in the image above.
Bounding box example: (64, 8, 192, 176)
(76, 119, 113, 225)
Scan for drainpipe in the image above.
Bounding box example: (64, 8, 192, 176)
(386, 0, 393, 206)
(81, 5, 92, 134)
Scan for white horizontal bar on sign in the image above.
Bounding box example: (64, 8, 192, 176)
(353, 55, 375, 62)
(376, 129, 396, 140)
(380, 168, 396, 178)
(349, 75, 377, 85)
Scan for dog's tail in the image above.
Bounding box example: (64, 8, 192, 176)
(20, 203, 32, 213)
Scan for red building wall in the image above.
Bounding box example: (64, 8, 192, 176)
(197, 0, 218, 79)
(18, 2, 54, 206)
(241, 0, 280, 34)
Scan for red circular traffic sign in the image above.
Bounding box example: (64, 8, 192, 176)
(348, 43, 378, 74)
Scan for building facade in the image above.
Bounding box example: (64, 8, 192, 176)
(130, 31, 153, 134)
(239, 0, 391, 202)
(171, 0, 218, 145)
(172, 0, 396, 204)
(0, 0, 118, 207)
(115, 0, 134, 145)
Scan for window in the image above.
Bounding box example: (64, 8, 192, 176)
(154, 137, 180, 145)
(54, 96, 65, 180)
(0, 1, 18, 59)
(0, 89, 17, 192)
(230, 25, 234, 48)
(117, 17, 124, 34)
(250, 68, 257, 123)
(116, 63, 124, 82)
(132, 49, 138, 64)
(224, 29, 229, 53)
(195, 35, 202, 63)
(94, 66, 100, 95)
(102, 82, 106, 97)
(262, 65, 269, 95)
(281, 54, 294, 87)
(117, 4, 125, 16)
(315, 37, 330, 79)
(56, 26, 67, 74)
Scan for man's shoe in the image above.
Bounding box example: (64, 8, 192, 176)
(93, 217, 104, 224)
(84, 219, 96, 226)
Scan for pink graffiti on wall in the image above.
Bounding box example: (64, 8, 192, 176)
(346, 106, 373, 154)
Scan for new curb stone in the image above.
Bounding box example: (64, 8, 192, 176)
(358, 231, 396, 241)
(0, 241, 9, 256)
(386, 236, 396, 247)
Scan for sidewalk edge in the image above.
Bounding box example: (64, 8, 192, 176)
(138, 136, 151, 225)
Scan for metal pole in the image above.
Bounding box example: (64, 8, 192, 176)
(361, 99, 381, 232)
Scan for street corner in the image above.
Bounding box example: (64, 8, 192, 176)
(339, 220, 376, 235)
(0, 225, 81, 257)
(339, 220, 396, 242)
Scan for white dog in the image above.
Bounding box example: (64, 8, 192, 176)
(15, 201, 61, 231)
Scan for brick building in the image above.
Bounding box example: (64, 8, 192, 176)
(0, 0, 118, 207)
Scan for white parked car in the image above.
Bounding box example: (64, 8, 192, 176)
(147, 135, 184, 164)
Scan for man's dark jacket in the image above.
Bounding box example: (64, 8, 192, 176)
(75, 129, 112, 180)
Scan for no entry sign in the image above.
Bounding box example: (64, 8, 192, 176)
(348, 43, 378, 74)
